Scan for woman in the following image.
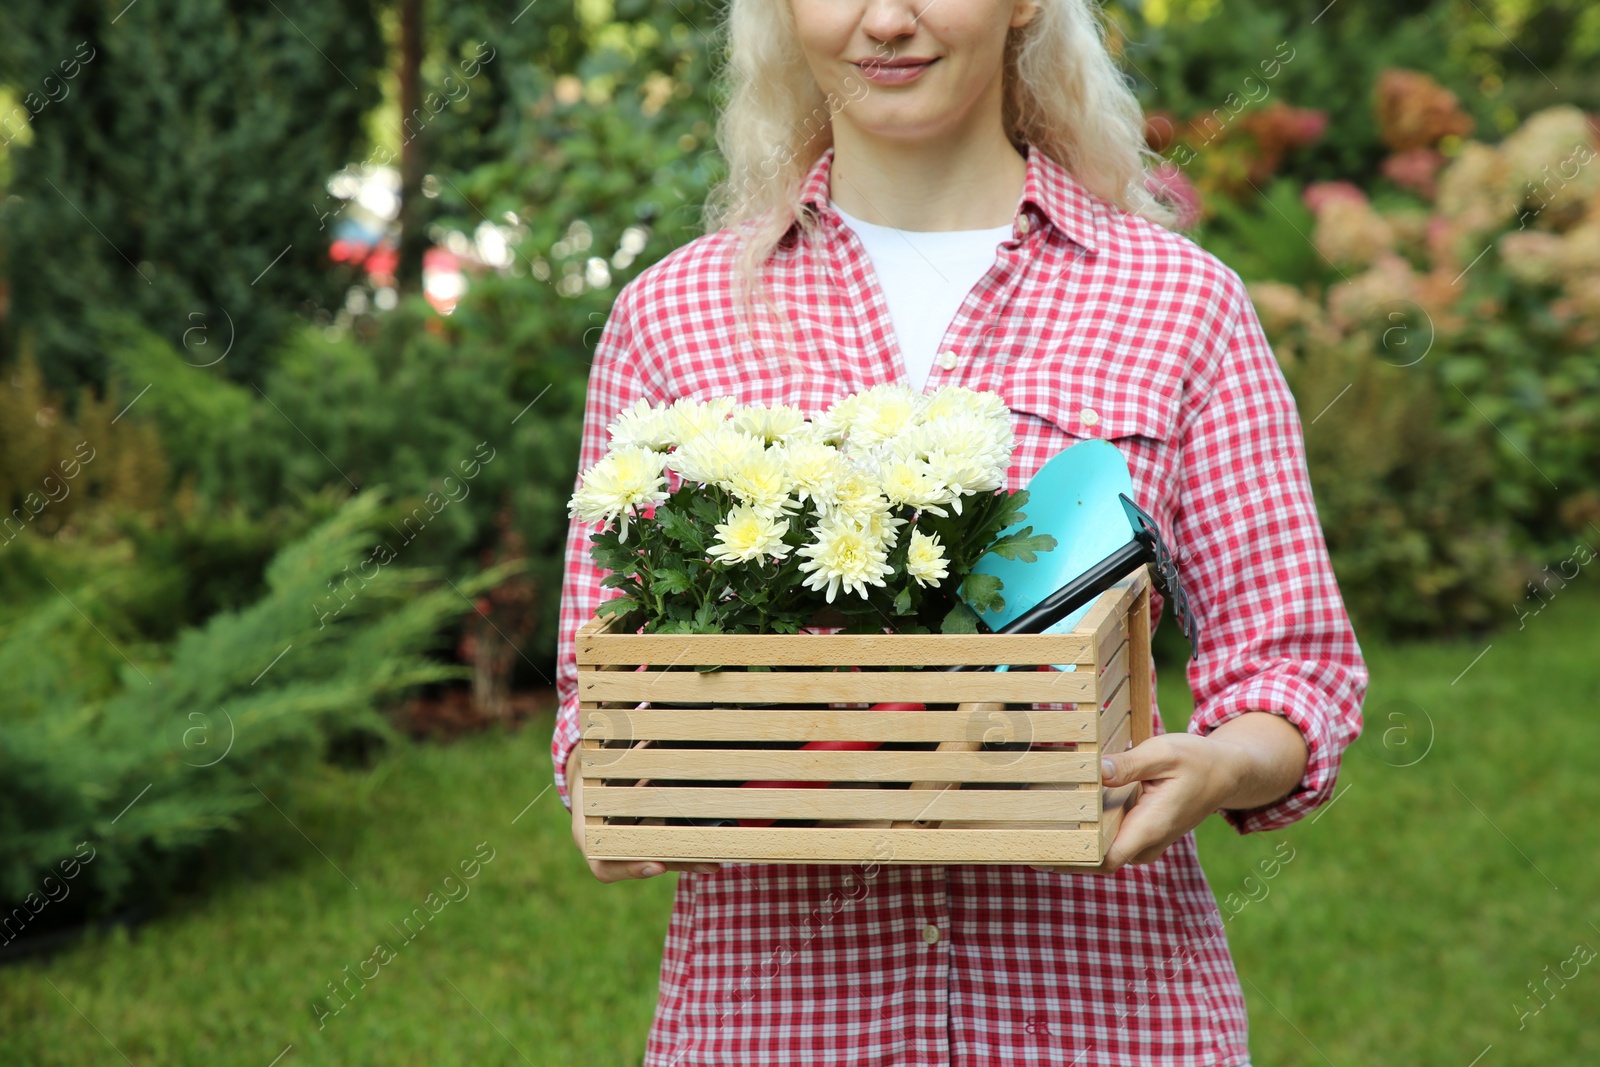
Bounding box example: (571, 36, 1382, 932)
(552, 0, 1367, 1062)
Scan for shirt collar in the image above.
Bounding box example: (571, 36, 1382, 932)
(796, 140, 1102, 255)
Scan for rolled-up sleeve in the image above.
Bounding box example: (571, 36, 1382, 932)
(551, 285, 657, 813)
(1173, 271, 1367, 834)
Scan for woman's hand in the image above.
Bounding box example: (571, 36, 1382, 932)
(1031, 711, 1309, 876)
(567, 748, 723, 883)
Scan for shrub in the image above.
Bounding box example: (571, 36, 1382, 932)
(0, 0, 385, 390)
(1234, 101, 1600, 638)
(0, 491, 517, 923)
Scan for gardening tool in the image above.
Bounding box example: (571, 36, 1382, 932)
(890, 440, 1199, 827)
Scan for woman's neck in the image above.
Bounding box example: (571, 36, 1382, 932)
(826, 125, 1028, 233)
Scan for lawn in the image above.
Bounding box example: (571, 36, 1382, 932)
(2, 580, 1597, 1065)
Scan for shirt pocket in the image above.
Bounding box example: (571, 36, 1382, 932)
(994, 351, 1187, 635)
(996, 351, 1183, 453)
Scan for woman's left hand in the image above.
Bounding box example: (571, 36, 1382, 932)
(1030, 711, 1310, 876)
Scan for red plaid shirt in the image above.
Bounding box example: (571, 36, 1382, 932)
(551, 142, 1367, 1066)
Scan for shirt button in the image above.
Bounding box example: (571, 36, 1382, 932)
(1016, 212, 1032, 236)
(921, 923, 941, 945)
(1079, 407, 1100, 427)
(936, 350, 958, 370)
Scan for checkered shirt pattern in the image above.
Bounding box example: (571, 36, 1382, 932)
(548, 142, 1367, 1066)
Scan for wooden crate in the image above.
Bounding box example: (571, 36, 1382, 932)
(575, 565, 1153, 866)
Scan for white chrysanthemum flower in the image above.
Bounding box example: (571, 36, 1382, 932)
(784, 418, 824, 440)
(607, 397, 675, 450)
(922, 385, 1009, 425)
(896, 412, 1012, 512)
(905, 528, 950, 587)
(718, 444, 799, 517)
(818, 383, 924, 448)
(944, 409, 1014, 466)
(817, 464, 893, 523)
(861, 505, 909, 550)
(879, 454, 954, 516)
(796, 514, 894, 603)
(567, 445, 669, 543)
(854, 384, 924, 447)
(663, 395, 738, 446)
(732, 402, 809, 444)
(922, 450, 997, 516)
(666, 424, 765, 485)
(813, 393, 862, 444)
(709, 503, 792, 565)
(777, 437, 848, 507)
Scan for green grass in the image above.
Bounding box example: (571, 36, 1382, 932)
(0, 719, 677, 1066)
(1175, 577, 1600, 1065)
(3, 580, 1598, 1064)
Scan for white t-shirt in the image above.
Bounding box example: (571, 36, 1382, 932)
(830, 198, 1013, 392)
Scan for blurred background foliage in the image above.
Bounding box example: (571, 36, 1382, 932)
(0, 0, 1595, 933)
(0, 0, 387, 388)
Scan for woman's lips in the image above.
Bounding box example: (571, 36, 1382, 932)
(855, 57, 938, 86)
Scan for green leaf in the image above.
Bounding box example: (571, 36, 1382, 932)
(656, 505, 705, 551)
(990, 488, 1030, 530)
(595, 597, 638, 619)
(959, 571, 1005, 615)
(984, 527, 1058, 564)
(941, 600, 981, 634)
(893, 584, 913, 615)
(688, 493, 723, 525)
(589, 536, 639, 574)
(652, 569, 692, 595)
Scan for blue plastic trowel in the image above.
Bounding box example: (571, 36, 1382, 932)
(973, 440, 1135, 671)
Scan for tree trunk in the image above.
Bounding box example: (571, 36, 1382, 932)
(396, 0, 427, 296)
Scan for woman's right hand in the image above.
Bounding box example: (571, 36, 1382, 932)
(567, 748, 723, 883)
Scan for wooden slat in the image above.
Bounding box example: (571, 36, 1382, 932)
(579, 736, 657, 789)
(1095, 639, 1129, 714)
(1099, 697, 1134, 762)
(585, 786, 1099, 822)
(1090, 705, 1138, 861)
(576, 610, 635, 639)
(1097, 670, 1132, 745)
(1100, 582, 1152, 858)
(934, 777, 1097, 829)
(1092, 616, 1130, 695)
(584, 826, 1103, 865)
(580, 707, 1098, 744)
(575, 654, 644, 716)
(579, 669, 1099, 705)
(1099, 780, 1141, 860)
(1130, 580, 1154, 747)
(575, 568, 1150, 669)
(1077, 566, 1148, 657)
(580, 630, 1100, 668)
(580, 748, 1098, 783)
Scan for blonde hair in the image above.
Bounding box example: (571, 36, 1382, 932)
(698, 0, 1181, 362)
